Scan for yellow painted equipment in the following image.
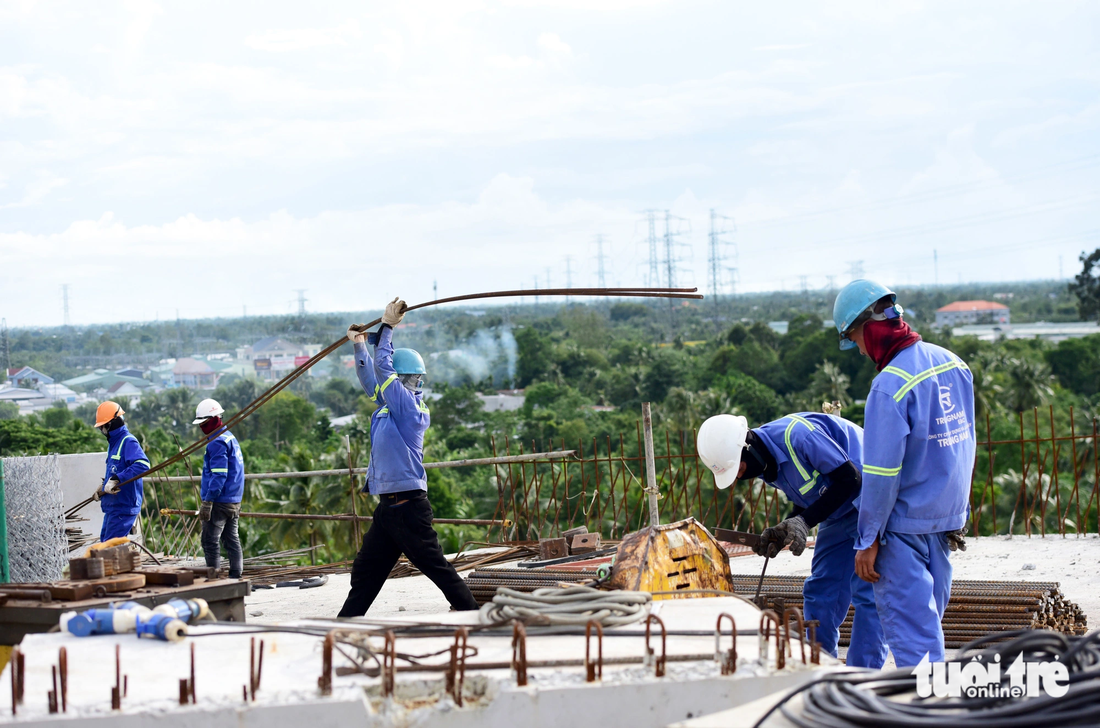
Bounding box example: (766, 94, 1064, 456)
(608, 517, 733, 599)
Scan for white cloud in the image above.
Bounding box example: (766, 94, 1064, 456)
(245, 20, 362, 52)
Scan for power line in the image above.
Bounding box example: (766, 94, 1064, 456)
(643, 210, 660, 288)
(62, 284, 70, 327)
(848, 261, 864, 280)
(661, 210, 692, 329)
(564, 255, 573, 302)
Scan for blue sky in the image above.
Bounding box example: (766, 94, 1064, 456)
(2, 0, 1098, 326)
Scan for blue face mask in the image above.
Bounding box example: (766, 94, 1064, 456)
(399, 374, 424, 393)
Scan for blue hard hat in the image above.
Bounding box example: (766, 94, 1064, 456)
(392, 348, 426, 375)
(833, 279, 896, 350)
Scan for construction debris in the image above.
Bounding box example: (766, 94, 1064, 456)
(609, 518, 733, 599)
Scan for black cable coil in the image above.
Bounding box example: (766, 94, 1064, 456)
(755, 629, 1100, 728)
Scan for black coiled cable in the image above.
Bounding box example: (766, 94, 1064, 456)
(754, 629, 1100, 728)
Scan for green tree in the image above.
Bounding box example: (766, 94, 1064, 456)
(1003, 357, 1055, 413)
(515, 327, 551, 386)
(1070, 248, 1100, 323)
(0, 401, 20, 420)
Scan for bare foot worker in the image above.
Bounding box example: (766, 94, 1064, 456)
(338, 297, 479, 616)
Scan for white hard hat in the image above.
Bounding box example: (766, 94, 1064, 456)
(192, 398, 225, 424)
(697, 414, 750, 490)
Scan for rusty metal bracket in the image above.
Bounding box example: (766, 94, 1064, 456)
(715, 613, 737, 675)
(319, 632, 334, 696)
(48, 666, 58, 714)
(111, 644, 125, 710)
(382, 631, 397, 698)
(806, 619, 821, 665)
(782, 607, 807, 665)
(58, 647, 68, 713)
(759, 610, 784, 670)
(511, 621, 528, 687)
(445, 628, 469, 706)
(644, 614, 667, 677)
(585, 620, 604, 682)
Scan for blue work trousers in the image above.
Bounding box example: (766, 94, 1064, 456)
(99, 511, 138, 542)
(803, 509, 888, 668)
(872, 530, 952, 667)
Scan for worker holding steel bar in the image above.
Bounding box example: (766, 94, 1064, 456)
(698, 412, 887, 668)
(194, 398, 245, 579)
(92, 401, 151, 542)
(338, 298, 479, 616)
(835, 280, 975, 668)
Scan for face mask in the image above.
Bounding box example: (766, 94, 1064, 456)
(738, 432, 768, 481)
(400, 374, 424, 393)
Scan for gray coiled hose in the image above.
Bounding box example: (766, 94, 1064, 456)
(478, 586, 652, 626)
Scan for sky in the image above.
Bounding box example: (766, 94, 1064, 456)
(1, 0, 1099, 327)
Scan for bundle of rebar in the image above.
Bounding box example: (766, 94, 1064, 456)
(465, 568, 598, 605)
(730, 574, 1088, 648)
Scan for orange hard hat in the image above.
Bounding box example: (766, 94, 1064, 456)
(94, 401, 125, 428)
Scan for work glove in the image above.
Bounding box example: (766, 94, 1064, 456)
(103, 477, 121, 495)
(199, 501, 213, 522)
(91, 486, 102, 502)
(381, 297, 406, 327)
(346, 323, 369, 345)
(757, 516, 810, 558)
(946, 529, 968, 552)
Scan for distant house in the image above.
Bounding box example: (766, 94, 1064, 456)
(239, 336, 323, 382)
(935, 301, 1010, 327)
(106, 381, 146, 398)
(64, 369, 152, 394)
(114, 367, 144, 379)
(173, 358, 218, 389)
(6, 366, 54, 387)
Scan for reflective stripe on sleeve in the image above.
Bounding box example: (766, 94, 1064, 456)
(864, 464, 903, 477)
(881, 365, 913, 381)
(379, 374, 399, 396)
(210, 468, 229, 473)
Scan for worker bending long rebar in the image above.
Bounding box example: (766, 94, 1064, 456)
(338, 297, 479, 616)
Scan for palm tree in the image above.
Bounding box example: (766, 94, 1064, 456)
(807, 361, 852, 409)
(969, 353, 1003, 423)
(1003, 358, 1055, 413)
(663, 387, 698, 433)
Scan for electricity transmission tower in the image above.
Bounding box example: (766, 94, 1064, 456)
(661, 210, 692, 331)
(707, 209, 738, 303)
(644, 210, 660, 289)
(62, 284, 70, 326)
(564, 255, 573, 302)
(593, 234, 607, 289)
(294, 290, 307, 316)
(847, 261, 865, 281)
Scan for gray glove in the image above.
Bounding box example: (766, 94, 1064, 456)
(381, 297, 406, 327)
(103, 477, 121, 495)
(946, 529, 967, 552)
(199, 501, 213, 522)
(758, 516, 810, 558)
(91, 486, 102, 502)
(346, 323, 368, 344)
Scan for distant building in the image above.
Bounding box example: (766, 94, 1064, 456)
(114, 367, 144, 379)
(952, 322, 1099, 343)
(479, 390, 526, 413)
(64, 369, 152, 394)
(6, 366, 54, 387)
(936, 301, 1010, 327)
(173, 358, 218, 389)
(106, 381, 146, 398)
(239, 336, 323, 382)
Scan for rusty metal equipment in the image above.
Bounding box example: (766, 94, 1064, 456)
(608, 518, 733, 599)
(538, 538, 568, 561)
(733, 574, 1088, 648)
(570, 533, 602, 554)
(465, 568, 596, 605)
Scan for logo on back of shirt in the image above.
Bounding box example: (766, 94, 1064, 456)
(939, 385, 955, 414)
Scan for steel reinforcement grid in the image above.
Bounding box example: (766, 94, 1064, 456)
(142, 405, 1100, 553)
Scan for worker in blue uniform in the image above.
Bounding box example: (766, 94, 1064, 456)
(91, 401, 150, 542)
(698, 412, 887, 668)
(836, 279, 975, 668)
(338, 297, 479, 616)
(194, 398, 246, 579)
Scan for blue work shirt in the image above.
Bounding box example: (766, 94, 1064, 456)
(354, 326, 431, 495)
(856, 341, 976, 549)
(201, 428, 245, 503)
(100, 425, 149, 516)
(754, 413, 864, 523)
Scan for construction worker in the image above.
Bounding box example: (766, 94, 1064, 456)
(193, 398, 245, 579)
(835, 279, 975, 667)
(92, 401, 150, 542)
(698, 412, 887, 668)
(338, 297, 479, 617)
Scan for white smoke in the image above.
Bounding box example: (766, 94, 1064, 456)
(430, 326, 517, 388)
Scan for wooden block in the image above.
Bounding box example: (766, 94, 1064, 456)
(183, 566, 218, 579)
(134, 569, 195, 587)
(69, 558, 90, 580)
(561, 525, 589, 539)
(570, 533, 602, 554)
(538, 537, 568, 561)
